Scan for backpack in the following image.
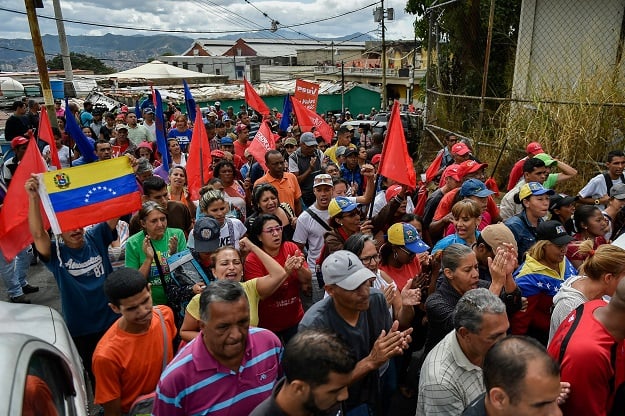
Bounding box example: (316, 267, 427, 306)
(127, 307, 168, 416)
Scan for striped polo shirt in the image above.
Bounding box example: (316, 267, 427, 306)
(154, 327, 283, 416)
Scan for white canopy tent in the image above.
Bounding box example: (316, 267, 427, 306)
(107, 60, 217, 85)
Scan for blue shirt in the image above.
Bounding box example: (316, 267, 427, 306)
(431, 231, 480, 255)
(504, 211, 542, 264)
(167, 129, 193, 152)
(43, 222, 118, 337)
(340, 164, 364, 195)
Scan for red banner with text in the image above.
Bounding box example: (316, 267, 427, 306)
(294, 79, 319, 111)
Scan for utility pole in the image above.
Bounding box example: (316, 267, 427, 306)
(53, 0, 73, 82)
(341, 61, 345, 112)
(381, 0, 387, 110)
(25, 0, 58, 129)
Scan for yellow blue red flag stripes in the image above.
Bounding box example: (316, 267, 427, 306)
(37, 157, 142, 234)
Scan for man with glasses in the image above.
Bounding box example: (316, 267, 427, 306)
(293, 174, 333, 303)
(289, 132, 324, 208)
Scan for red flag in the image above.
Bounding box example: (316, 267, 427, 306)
(290, 97, 333, 144)
(378, 100, 417, 188)
(425, 151, 443, 183)
(186, 106, 212, 201)
(38, 107, 62, 170)
(0, 138, 49, 261)
(248, 121, 276, 171)
(294, 79, 319, 110)
(244, 78, 270, 117)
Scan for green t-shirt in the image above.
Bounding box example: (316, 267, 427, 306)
(125, 228, 187, 305)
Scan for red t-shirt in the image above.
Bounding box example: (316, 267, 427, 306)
(548, 300, 625, 416)
(433, 188, 500, 222)
(507, 157, 527, 191)
(244, 242, 307, 333)
(379, 257, 422, 290)
(234, 140, 250, 160)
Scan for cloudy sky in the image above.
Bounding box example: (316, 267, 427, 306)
(0, 0, 418, 41)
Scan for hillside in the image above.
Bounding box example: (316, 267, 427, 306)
(0, 32, 375, 72)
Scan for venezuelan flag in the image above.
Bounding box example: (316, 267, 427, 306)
(38, 157, 142, 234)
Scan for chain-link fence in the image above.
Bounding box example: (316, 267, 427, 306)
(417, 0, 625, 195)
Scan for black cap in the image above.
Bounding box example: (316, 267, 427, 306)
(549, 194, 577, 211)
(536, 220, 574, 246)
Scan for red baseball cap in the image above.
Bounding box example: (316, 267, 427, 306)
(211, 149, 225, 158)
(459, 160, 488, 178)
(11, 136, 28, 148)
(371, 154, 382, 165)
(440, 164, 462, 185)
(526, 142, 544, 156)
(451, 142, 470, 156)
(385, 184, 403, 202)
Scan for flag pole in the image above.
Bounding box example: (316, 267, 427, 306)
(366, 173, 379, 220)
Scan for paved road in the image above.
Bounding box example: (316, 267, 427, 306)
(7, 261, 62, 312)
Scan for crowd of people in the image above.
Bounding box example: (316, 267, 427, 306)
(3, 96, 625, 416)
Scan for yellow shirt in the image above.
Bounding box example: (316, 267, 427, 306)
(324, 143, 357, 165)
(186, 279, 261, 326)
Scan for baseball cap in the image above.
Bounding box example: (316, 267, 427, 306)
(322, 250, 375, 290)
(533, 153, 557, 167)
(313, 174, 333, 188)
(193, 217, 221, 253)
(115, 124, 129, 131)
(441, 164, 461, 184)
(385, 184, 403, 202)
(236, 124, 248, 134)
(284, 137, 298, 147)
(222, 115, 231, 122)
(526, 142, 544, 156)
(143, 107, 154, 114)
(344, 148, 358, 158)
(460, 178, 494, 198)
(208, 111, 217, 117)
(300, 132, 317, 146)
(214, 101, 221, 106)
(11, 136, 28, 148)
(451, 142, 470, 156)
(338, 124, 354, 133)
(54, 99, 62, 104)
(459, 160, 488, 178)
(518, 182, 555, 201)
(220, 137, 234, 146)
(611, 183, 625, 199)
(328, 196, 359, 218)
(479, 224, 518, 251)
(335, 146, 347, 158)
(371, 154, 382, 165)
(387, 223, 430, 254)
(549, 194, 577, 211)
(536, 220, 574, 245)
(211, 149, 225, 158)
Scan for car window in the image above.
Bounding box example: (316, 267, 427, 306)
(23, 351, 76, 416)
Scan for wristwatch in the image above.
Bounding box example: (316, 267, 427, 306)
(595, 198, 601, 205)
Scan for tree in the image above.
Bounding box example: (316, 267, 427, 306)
(405, 0, 521, 97)
(47, 52, 115, 75)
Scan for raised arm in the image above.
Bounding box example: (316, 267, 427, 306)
(239, 237, 289, 299)
(26, 175, 52, 261)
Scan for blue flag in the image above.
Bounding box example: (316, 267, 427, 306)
(64, 98, 97, 163)
(134, 100, 142, 120)
(183, 80, 196, 123)
(152, 89, 170, 172)
(279, 94, 292, 132)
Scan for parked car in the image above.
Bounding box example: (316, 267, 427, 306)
(372, 112, 422, 155)
(0, 302, 91, 416)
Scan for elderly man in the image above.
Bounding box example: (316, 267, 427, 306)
(417, 288, 510, 416)
(153, 280, 283, 416)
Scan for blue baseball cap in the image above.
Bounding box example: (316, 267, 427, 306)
(460, 179, 494, 198)
(220, 137, 234, 146)
(328, 197, 359, 218)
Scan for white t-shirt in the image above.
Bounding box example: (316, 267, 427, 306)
(578, 173, 623, 210)
(187, 218, 247, 250)
(143, 121, 157, 141)
(43, 144, 71, 168)
(292, 204, 330, 271)
(372, 191, 415, 217)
